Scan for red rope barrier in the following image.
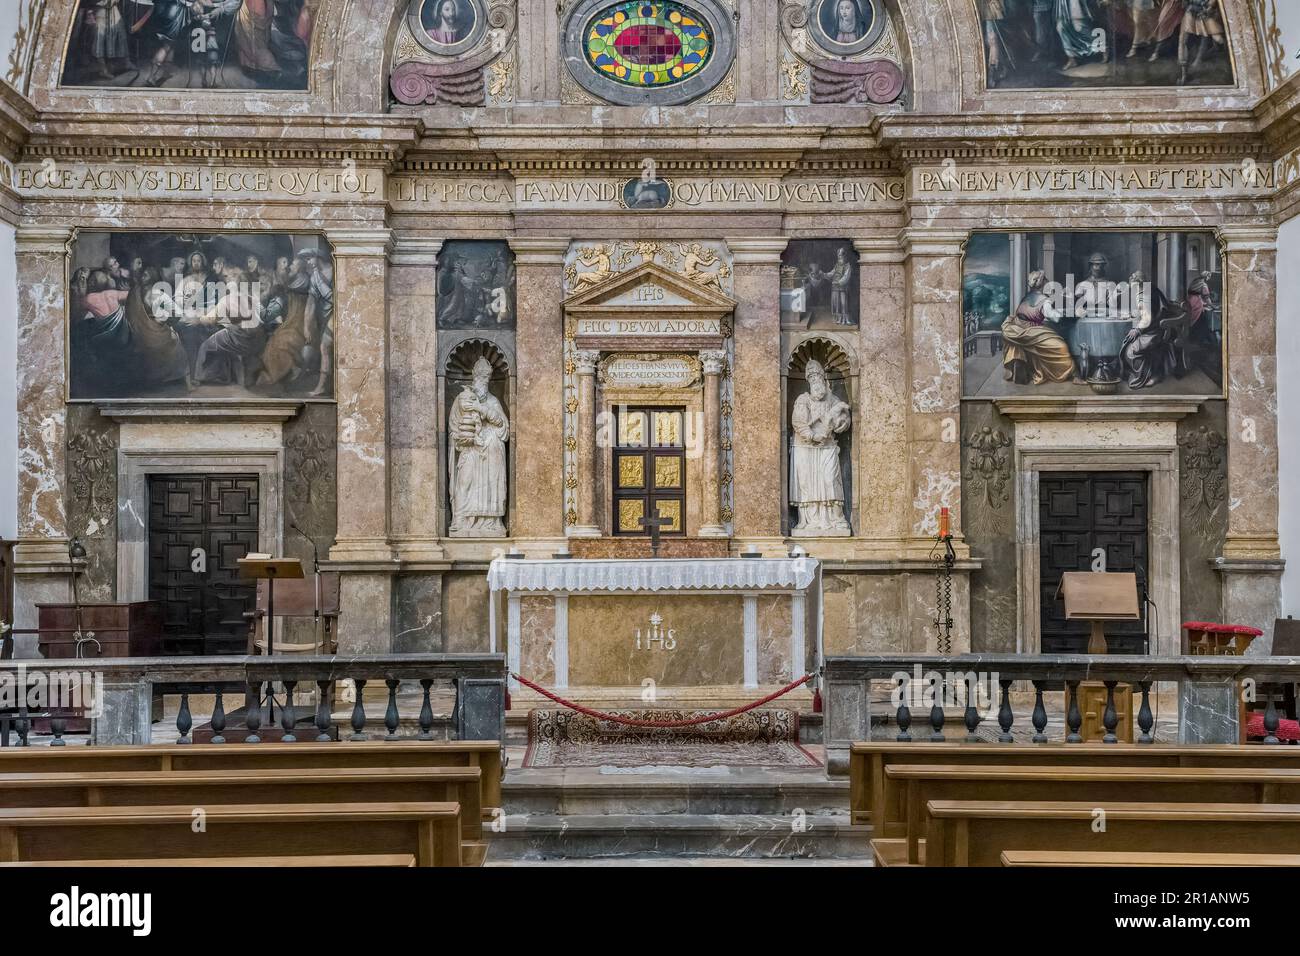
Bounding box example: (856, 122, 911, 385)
(510, 672, 814, 727)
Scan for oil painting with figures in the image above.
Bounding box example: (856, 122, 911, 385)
(962, 231, 1223, 398)
(436, 240, 516, 331)
(61, 0, 317, 90)
(69, 232, 334, 400)
(979, 0, 1233, 89)
(781, 240, 859, 330)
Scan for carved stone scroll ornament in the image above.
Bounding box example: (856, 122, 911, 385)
(390, 0, 518, 106)
(809, 57, 905, 104)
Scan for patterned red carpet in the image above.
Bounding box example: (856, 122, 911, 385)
(523, 708, 820, 768)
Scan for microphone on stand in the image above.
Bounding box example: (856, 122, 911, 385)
(288, 521, 324, 648)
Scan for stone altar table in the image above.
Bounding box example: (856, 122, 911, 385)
(487, 557, 822, 693)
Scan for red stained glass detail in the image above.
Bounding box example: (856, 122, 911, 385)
(613, 25, 682, 65)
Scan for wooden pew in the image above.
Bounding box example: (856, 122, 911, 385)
(885, 764, 1300, 865)
(0, 741, 503, 819)
(925, 800, 1300, 867)
(0, 766, 484, 846)
(850, 741, 1300, 829)
(0, 855, 418, 867)
(1001, 850, 1300, 867)
(0, 803, 462, 866)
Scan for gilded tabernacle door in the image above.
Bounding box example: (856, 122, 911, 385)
(560, 248, 736, 541)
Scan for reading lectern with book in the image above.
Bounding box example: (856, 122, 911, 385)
(1056, 571, 1143, 742)
(237, 554, 304, 656)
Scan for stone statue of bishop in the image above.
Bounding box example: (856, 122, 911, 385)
(449, 357, 509, 537)
(790, 359, 852, 536)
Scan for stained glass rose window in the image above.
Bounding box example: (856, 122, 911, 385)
(584, 2, 713, 88)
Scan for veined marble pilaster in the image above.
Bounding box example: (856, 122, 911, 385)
(388, 236, 446, 562)
(854, 238, 909, 543)
(902, 228, 965, 549)
(510, 237, 569, 541)
(1216, 226, 1283, 648)
(699, 349, 728, 537)
(727, 238, 787, 544)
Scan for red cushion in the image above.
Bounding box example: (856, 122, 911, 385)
(1246, 712, 1300, 741)
(1183, 621, 1264, 637)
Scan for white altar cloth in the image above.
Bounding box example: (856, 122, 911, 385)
(487, 556, 819, 594)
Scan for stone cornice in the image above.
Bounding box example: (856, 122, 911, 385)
(994, 398, 1206, 423)
(95, 400, 304, 424)
(0, 80, 36, 162)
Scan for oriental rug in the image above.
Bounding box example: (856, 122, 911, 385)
(522, 708, 820, 768)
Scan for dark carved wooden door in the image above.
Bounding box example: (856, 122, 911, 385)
(613, 406, 686, 536)
(1039, 471, 1149, 655)
(148, 475, 259, 655)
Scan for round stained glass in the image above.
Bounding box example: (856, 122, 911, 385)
(584, 2, 713, 88)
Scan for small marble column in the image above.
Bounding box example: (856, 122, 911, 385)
(327, 229, 397, 654)
(1216, 226, 1283, 647)
(902, 229, 966, 546)
(727, 238, 788, 543)
(570, 349, 601, 537)
(388, 236, 445, 560)
(509, 238, 570, 542)
(699, 349, 728, 537)
(12, 227, 75, 655)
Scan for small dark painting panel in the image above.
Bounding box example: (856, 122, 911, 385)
(69, 231, 334, 400)
(962, 230, 1224, 399)
(980, 0, 1234, 90)
(61, 0, 317, 90)
(436, 240, 516, 331)
(781, 240, 859, 330)
(622, 178, 673, 209)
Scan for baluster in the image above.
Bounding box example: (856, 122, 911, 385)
(928, 677, 945, 742)
(895, 677, 912, 742)
(997, 679, 1014, 743)
(1031, 682, 1048, 743)
(210, 689, 226, 744)
(316, 680, 332, 742)
(1065, 680, 1083, 743)
(176, 690, 193, 745)
(1101, 680, 1118, 744)
(49, 716, 66, 747)
(963, 676, 981, 742)
(385, 678, 401, 741)
(280, 680, 297, 743)
(1137, 680, 1154, 744)
(244, 682, 262, 744)
(1263, 693, 1281, 745)
(418, 678, 435, 741)
(349, 678, 368, 741)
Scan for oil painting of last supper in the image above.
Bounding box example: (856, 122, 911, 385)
(961, 230, 1224, 399)
(68, 231, 335, 400)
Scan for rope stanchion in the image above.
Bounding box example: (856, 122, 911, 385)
(510, 672, 814, 728)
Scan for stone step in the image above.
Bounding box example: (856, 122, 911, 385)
(503, 776, 846, 816)
(486, 812, 872, 861)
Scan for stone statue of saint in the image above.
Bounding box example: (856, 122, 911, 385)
(790, 359, 852, 536)
(448, 357, 509, 536)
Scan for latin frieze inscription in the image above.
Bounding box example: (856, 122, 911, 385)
(913, 163, 1275, 199)
(11, 162, 383, 202)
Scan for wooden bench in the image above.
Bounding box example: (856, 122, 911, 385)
(886, 764, 1300, 864)
(850, 741, 1300, 829)
(0, 803, 462, 866)
(0, 854, 418, 867)
(925, 800, 1300, 867)
(1000, 850, 1300, 867)
(0, 766, 485, 845)
(0, 740, 503, 819)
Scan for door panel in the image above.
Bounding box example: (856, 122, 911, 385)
(148, 475, 259, 656)
(613, 405, 686, 535)
(1039, 471, 1149, 655)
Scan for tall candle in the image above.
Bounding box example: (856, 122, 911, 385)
(938, 507, 950, 539)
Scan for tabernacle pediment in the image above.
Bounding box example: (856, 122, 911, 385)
(564, 261, 736, 313)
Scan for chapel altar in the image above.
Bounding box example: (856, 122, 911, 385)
(488, 556, 822, 696)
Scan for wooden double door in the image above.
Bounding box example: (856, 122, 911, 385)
(613, 405, 686, 535)
(1039, 471, 1149, 655)
(147, 475, 259, 655)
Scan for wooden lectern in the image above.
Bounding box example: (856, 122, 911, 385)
(1057, 571, 1141, 742)
(1056, 571, 1140, 654)
(237, 556, 304, 656)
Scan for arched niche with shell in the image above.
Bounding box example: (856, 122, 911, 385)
(784, 335, 858, 536)
(439, 338, 516, 537)
(389, 0, 520, 107)
(778, 0, 909, 106)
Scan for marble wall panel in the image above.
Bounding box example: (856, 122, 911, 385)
(755, 593, 793, 685)
(442, 571, 491, 653)
(518, 594, 556, 685)
(393, 573, 444, 653)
